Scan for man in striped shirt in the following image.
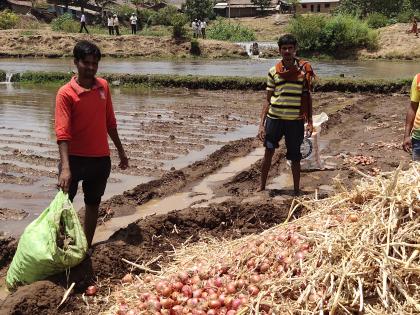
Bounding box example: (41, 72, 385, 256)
(257, 34, 313, 195)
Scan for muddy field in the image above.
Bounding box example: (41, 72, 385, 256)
(0, 89, 412, 314)
(0, 85, 260, 236)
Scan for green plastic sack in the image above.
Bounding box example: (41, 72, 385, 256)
(6, 191, 88, 289)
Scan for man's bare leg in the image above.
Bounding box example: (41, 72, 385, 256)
(259, 148, 275, 191)
(291, 160, 301, 195)
(84, 204, 99, 247)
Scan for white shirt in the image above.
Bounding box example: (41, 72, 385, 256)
(192, 21, 197, 30)
(107, 17, 113, 27)
(201, 21, 207, 29)
(130, 16, 137, 25)
(80, 14, 86, 23)
(113, 17, 119, 26)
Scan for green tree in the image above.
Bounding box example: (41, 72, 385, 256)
(338, 0, 410, 17)
(183, 0, 215, 20)
(251, 0, 272, 15)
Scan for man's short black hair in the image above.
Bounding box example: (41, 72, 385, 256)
(73, 40, 101, 61)
(278, 34, 298, 48)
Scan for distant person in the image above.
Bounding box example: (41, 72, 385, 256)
(407, 16, 419, 37)
(403, 73, 420, 161)
(107, 14, 114, 35)
(201, 20, 207, 39)
(257, 34, 315, 195)
(79, 13, 89, 34)
(55, 40, 128, 246)
(113, 14, 120, 36)
(192, 19, 197, 38)
(196, 19, 202, 38)
(130, 13, 138, 35)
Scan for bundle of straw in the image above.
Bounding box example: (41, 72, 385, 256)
(107, 164, 419, 315)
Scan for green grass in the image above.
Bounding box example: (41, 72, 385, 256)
(5, 70, 413, 94)
(0, 70, 5, 81)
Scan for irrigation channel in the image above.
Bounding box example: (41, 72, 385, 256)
(0, 58, 418, 79)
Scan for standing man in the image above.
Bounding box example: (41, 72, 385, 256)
(196, 19, 202, 38)
(113, 14, 120, 36)
(257, 34, 314, 195)
(201, 20, 207, 39)
(107, 14, 114, 35)
(192, 19, 197, 38)
(130, 13, 138, 35)
(79, 12, 89, 34)
(55, 41, 128, 246)
(403, 73, 420, 161)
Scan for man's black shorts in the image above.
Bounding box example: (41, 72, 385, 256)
(64, 156, 111, 206)
(264, 117, 304, 161)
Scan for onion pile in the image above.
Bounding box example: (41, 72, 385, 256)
(107, 166, 420, 315)
(114, 227, 313, 315)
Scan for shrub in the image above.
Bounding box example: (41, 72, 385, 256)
(190, 39, 201, 55)
(288, 14, 378, 55)
(112, 4, 134, 20)
(396, 10, 420, 23)
(155, 5, 180, 26)
(0, 10, 19, 30)
(172, 13, 188, 39)
(137, 8, 157, 28)
(207, 18, 256, 42)
(51, 13, 79, 33)
(366, 12, 390, 29)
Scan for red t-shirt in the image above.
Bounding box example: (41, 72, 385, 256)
(55, 77, 117, 157)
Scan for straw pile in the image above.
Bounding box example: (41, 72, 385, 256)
(106, 164, 419, 315)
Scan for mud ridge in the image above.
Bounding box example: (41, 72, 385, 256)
(97, 137, 259, 222)
(0, 199, 292, 315)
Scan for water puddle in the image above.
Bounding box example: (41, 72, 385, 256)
(93, 147, 265, 243)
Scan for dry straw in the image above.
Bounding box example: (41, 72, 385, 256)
(105, 164, 419, 314)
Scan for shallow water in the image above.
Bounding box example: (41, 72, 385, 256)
(0, 84, 260, 237)
(94, 147, 265, 243)
(0, 58, 418, 79)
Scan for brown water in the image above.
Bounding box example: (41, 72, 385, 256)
(0, 58, 418, 79)
(0, 84, 260, 237)
(94, 147, 265, 243)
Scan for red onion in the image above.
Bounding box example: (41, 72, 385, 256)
(231, 299, 242, 310)
(248, 285, 259, 296)
(182, 285, 193, 298)
(226, 282, 236, 294)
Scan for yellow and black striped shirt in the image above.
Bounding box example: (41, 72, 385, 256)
(266, 66, 307, 120)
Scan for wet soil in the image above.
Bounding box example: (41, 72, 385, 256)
(0, 208, 28, 221)
(0, 91, 412, 314)
(0, 86, 261, 236)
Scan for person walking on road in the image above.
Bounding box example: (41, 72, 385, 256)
(403, 73, 420, 161)
(257, 34, 315, 196)
(107, 14, 114, 35)
(55, 40, 128, 247)
(130, 13, 138, 35)
(113, 14, 120, 36)
(79, 13, 89, 34)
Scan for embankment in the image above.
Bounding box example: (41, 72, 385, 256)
(0, 30, 247, 59)
(1, 70, 413, 93)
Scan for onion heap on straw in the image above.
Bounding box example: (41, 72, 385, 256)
(106, 164, 420, 315)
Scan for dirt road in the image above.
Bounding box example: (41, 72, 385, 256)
(0, 90, 412, 314)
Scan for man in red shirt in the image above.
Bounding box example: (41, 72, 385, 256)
(55, 40, 128, 246)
